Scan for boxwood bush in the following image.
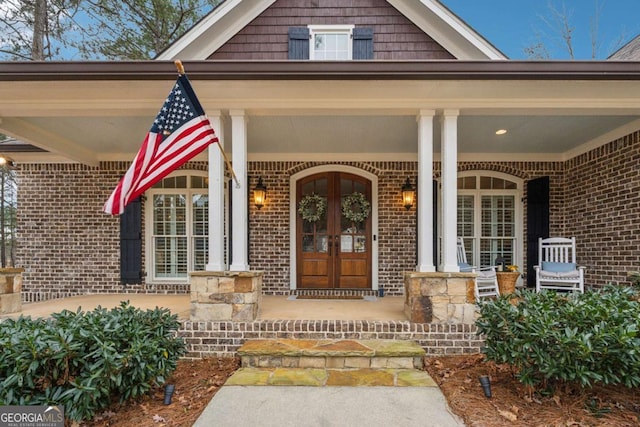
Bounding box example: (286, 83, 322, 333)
(0, 302, 185, 421)
(476, 286, 640, 391)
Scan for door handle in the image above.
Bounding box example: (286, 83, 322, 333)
(327, 235, 332, 256)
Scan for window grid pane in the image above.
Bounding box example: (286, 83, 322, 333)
(154, 237, 188, 278)
(314, 33, 349, 60)
(457, 195, 475, 263)
(480, 195, 515, 266)
(192, 194, 208, 271)
(151, 182, 210, 279)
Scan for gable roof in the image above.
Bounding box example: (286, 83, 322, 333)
(609, 34, 640, 60)
(157, 0, 506, 61)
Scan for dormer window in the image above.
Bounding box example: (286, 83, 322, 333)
(288, 26, 374, 60)
(309, 25, 353, 60)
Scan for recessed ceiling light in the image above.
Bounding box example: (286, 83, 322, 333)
(495, 129, 507, 135)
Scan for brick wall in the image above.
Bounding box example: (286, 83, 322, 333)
(16, 161, 203, 302)
(179, 320, 481, 358)
(209, 0, 454, 60)
(564, 131, 640, 287)
(248, 161, 419, 295)
(16, 163, 120, 302)
(15, 131, 640, 300)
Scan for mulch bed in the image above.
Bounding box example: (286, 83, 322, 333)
(83, 357, 240, 427)
(424, 354, 640, 427)
(82, 354, 640, 426)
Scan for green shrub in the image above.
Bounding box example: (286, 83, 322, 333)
(628, 270, 640, 290)
(476, 286, 640, 391)
(0, 302, 185, 421)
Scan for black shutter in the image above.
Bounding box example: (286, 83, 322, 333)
(288, 27, 310, 60)
(526, 177, 550, 288)
(120, 197, 143, 285)
(352, 27, 374, 60)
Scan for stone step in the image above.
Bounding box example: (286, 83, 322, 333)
(237, 339, 426, 370)
(225, 367, 437, 387)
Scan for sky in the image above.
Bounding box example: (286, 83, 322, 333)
(440, 0, 640, 59)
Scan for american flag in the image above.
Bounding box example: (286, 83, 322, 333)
(104, 74, 218, 215)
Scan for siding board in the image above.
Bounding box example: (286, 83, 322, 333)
(208, 0, 454, 60)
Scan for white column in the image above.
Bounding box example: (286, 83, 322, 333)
(440, 109, 460, 272)
(206, 112, 226, 271)
(229, 110, 250, 271)
(417, 110, 435, 272)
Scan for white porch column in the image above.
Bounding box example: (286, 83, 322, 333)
(206, 112, 226, 271)
(417, 110, 435, 272)
(229, 110, 250, 271)
(440, 109, 460, 272)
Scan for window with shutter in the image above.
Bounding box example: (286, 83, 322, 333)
(288, 26, 374, 61)
(146, 173, 209, 282)
(456, 172, 523, 271)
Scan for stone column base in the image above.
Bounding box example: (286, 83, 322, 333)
(0, 293, 21, 314)
(0, 268, 23, 314)
(404, 272, 478, 324)
(190, 271, 263, 321)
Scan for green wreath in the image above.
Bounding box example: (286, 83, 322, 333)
(298, 193, 327, 222)
(342, 192, 370, 224)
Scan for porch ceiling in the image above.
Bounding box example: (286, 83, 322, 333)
(4, 113, 637, 165)
(2, 61, 640, 165)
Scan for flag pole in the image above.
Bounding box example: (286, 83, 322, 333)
(174, 60, 241, 189)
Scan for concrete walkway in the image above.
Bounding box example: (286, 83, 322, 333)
(194, 386, 465, 427)
(194, 338, 465, 427)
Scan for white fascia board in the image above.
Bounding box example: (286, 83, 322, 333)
(388, 0, 506, 60)
(157, 0, 277, 60)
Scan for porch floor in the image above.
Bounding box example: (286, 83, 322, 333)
(3, 294, 407, 321)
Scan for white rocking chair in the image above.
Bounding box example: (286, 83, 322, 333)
(534, 237, 585, 293)
(457, 237, 500, 301)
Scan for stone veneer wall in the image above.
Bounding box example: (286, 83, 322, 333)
(178, 320, 482, 359)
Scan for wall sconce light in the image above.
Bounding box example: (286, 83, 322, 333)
(253, 177, 267, 210)
(0, 155, 16, 168)
(401, 177, 415, 210)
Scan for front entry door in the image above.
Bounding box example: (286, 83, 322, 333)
(297, 172, 372, 289)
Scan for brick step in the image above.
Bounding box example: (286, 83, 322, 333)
(237, 339, 426, 370)
(225, 367, 437, 387)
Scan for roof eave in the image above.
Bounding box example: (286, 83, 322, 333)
(2, 60, 640, 81)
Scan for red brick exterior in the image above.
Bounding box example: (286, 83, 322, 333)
(15, 131, 640, 301)
(208, 0, 454, 60)
(179, 320, 481, 358)
(564, 132, 640, 286)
